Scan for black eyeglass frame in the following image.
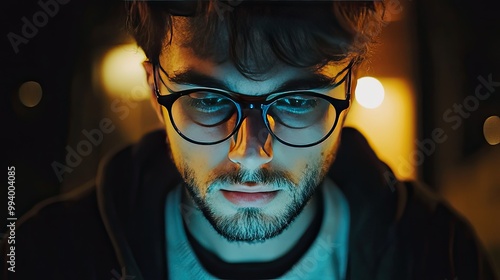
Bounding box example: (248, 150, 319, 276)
(153, 63, 353, 148)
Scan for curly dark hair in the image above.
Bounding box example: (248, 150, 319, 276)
(126, 0, 386, 77)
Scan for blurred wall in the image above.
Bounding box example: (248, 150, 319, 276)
(415, 0, 500, 274)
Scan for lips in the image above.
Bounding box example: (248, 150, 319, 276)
(221, 190, 278, 207)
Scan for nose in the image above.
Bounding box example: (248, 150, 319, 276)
(228, 110, 273, 170)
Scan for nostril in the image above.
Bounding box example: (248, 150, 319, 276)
(228, 116, 274, 168)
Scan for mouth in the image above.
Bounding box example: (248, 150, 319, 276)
(220, 190, 279, 207)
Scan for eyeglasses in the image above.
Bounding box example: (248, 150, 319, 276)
(153, 63, 352, 148)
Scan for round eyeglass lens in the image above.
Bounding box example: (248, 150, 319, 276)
(170, 91, 239, 143)
(266, 94, 338, 146)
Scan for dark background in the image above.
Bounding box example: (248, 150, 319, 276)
(2, 0, 500, 275)
(2, 0, 129, 225)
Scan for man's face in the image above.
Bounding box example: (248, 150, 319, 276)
(152, 20, 351, 242)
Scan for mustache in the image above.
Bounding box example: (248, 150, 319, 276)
(208, 168, 296, 189)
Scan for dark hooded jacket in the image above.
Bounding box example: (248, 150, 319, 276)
(1, 127, 498, 280)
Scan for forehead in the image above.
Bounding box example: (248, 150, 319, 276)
(159, 44, 349, 94)
(158, 18, 350, 94)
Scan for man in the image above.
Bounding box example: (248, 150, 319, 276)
(2, 1, 498, 279)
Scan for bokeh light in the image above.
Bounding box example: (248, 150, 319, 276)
(18, 81, 43, 108)
(483, 116, 500, 145)
(355, 76, 385, 109)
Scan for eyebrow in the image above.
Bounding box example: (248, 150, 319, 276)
(164, 68, 344, 93)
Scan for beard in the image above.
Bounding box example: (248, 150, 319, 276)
(181, 164, 325, 242)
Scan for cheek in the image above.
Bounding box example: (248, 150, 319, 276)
(317, 117, 345, 173)
(271, 144, 323, 181)
(166, 121, 229, 180)
(272, 111, 347, 167)
(272, 126, 342, 177)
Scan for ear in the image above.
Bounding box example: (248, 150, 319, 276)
(143, 61, 165, 124)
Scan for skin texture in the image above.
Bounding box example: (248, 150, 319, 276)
(143, 18, 354, 262)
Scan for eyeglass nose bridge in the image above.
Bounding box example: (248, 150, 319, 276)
(231, 102, 274, 144)
(234, 98, 268, 122)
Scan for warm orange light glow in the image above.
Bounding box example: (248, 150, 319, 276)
(345, 78, 416, 180)
(100, 44, 149, 100)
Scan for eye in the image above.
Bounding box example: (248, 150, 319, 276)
(174, 91, 238, 128)
(273, 96, 318, 114)
(186, 92, 233, 113)
(192, 97, 227, 107)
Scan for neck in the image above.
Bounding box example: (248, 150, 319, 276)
(182, 186, 320, 263)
